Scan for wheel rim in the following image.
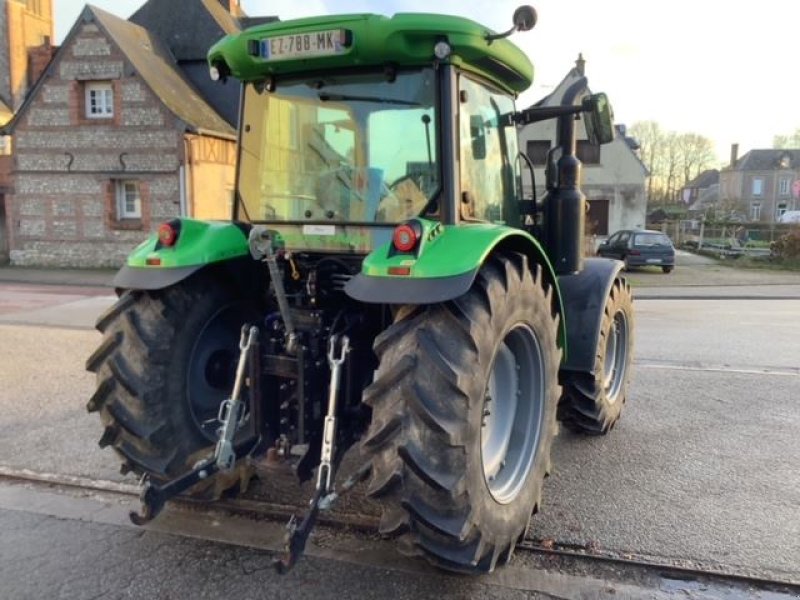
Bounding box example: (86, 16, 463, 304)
(602, 310, 629, 405)
(187, 304, 247, 441)
(481, 324, 545, 504)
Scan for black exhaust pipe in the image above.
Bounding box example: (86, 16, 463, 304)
(542, 77, 587, 275)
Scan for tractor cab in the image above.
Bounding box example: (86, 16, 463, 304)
(208, 12, 535, 253)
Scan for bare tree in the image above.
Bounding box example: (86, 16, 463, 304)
(678, 133, 716, 187)
(773, 128, 800, 148)
(629, 121, 663, 203)
(630, 122, 717, 208)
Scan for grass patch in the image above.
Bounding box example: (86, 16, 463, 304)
(714, 255, 800, 271)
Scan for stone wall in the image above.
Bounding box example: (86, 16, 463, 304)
(9, 18, 184, 268)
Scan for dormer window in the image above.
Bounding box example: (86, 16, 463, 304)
(778, 153, 791, 169)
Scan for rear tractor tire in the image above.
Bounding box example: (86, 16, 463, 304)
(362, 253, 561, 573)
(558, 278, 633, 435)
(86, 272, 257, 499)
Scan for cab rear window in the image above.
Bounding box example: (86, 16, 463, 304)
(634, 233, 671, 246)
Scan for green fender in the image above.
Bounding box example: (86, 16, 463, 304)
(344, 220, 566, 349)
(113, 218, 251, 290)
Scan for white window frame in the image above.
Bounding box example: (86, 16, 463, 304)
(779, 177, 790, 196)
(750, 201, 762, 221)
(115, 180, 141, 220)
(751, 177, 764, 197)
(777, 203, 788, 219)
(85, 82, 114, 119)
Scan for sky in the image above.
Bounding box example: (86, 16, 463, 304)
(53, 0, 800, 164)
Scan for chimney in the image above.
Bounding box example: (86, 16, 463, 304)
(218, 0, 244, 17)
(729, 143, 739, 168)
(28, 38, 57, 89)
(575, 53, 585, 76)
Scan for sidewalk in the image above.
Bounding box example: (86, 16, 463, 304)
(0, 266, 116, 288)
(634, 284, 800, 299)
(1, 262, 800, 299)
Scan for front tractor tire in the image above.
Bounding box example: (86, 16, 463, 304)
(362, 254, 561, 573)
(559, 278, 634, 435)
(86, 272, 256, 499)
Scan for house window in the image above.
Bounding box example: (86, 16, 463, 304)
(751, 177, 764, 197)
(116, 181, 141, 219)
(577, 140, 601, 164)
(777, 203, 788, 219)
(750, 201, 762, 221)
(779, 177, 790, 196)
(85, 82, 114, 119)
(526, 140, 550, 166)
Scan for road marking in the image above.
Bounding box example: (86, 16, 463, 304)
(635, 361, 800, 377)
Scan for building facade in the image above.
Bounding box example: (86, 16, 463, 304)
(2, 0, 273, 267)
(718, 146, 800, 223)
(0, 0, 54, 262)
(518, 56, 648, 238)
(0, 0, 54, 111)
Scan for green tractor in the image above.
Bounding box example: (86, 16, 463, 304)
(87, 5, 633, 574)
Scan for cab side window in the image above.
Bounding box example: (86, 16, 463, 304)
(458, 76, 518, 223)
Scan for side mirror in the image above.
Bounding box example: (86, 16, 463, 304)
(512, 6, 537, 32)
(470, 115, 487, 160)
(582, 93, 615, 146)
(486, 5, 537, 42)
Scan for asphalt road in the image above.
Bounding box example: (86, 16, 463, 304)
(0, 266, 799, 590)
(6, 479, 793, 600)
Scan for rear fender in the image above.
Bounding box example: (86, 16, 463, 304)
(557, 257, 625, 375)
(345, 221, 566, 349)
(113, 219, 252, 290)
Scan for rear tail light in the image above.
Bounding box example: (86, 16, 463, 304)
(392, 221, 422, 253)
(157, 221, 179, 247)
(629, 249, 641, 256)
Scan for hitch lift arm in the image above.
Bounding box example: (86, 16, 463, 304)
(130, 325, 262, 525)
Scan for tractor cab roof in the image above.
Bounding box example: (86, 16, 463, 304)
(208, 12, 534, 94)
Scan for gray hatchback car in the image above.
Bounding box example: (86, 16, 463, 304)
(597, 229, 675, 273)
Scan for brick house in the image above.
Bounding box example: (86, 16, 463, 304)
(1, 0, 275, 267)
(518, 55, 648, 238)
(718, 145, 800, 223)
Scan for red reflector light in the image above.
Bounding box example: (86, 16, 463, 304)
(388, 266, 411, 276)
(146, 257, 162, 266)
(393, 223, 419, 253)
(158, 223, 178, 247)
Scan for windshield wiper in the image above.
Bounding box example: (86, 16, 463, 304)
(318, 93, 420, 106)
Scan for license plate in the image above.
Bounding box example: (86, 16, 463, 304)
(646, 258, 662, 264)
(261, 29, 348, 61)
